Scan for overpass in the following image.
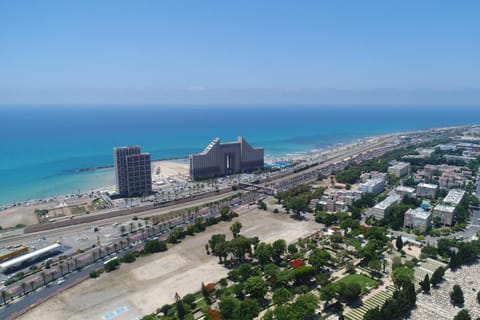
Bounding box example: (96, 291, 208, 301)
(238, 183, 276, 195)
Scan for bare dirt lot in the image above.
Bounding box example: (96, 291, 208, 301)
(19, 206, 321, 320)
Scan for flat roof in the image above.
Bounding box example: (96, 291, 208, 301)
(360, 178, 384, 187)
(443, 189, 465, 205)
(405, 208, 431, 220)
(395, 186, 415, 193)
(417, 183, 438, 189)
(374, 194, 401, 210)
(0, 243, 61, 269)
(434, 204, 456, 213)
(0, 246, 28, 257)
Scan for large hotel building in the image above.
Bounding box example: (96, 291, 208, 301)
(113, 146, 152, 197)
(189, 136, 264, 180)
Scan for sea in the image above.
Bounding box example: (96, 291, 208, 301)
(1, 105, 479, 206)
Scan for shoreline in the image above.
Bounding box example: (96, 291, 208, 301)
(0, 124, 474, 209)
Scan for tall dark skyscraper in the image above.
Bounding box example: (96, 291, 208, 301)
(113, 146, 152, 197)
(189, 136, 264, 180)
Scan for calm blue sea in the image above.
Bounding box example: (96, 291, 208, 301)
(0, 105, 479, 205)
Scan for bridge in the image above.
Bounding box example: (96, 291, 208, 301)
(238, 183, 276, 195)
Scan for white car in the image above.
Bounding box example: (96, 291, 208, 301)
(57, 278, 65, 285)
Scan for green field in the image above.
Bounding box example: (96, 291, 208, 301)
(336, 274, 378, 293)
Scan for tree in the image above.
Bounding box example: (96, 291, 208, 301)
(420, 274, 430, 293)
(392, 267, 414, 288)
(319, 283, 337, 305)
(337, 282, 361, 303)
(244, 276, 268, 300)
(123, 251, 136, 263)
(220, 206, 232, 221)
(233, 299, 261, 320)
(431, 267, 445, 287)
(293, 266, 315, 284)
(453, 309, 472, 320)
(288, 243, 298, 254)
(290, 293, 319, 319)
(272, 287, 292, 305)
(255, 242, 273, 265)
(272, 239, 287, 261)
(395, 236, 404, 252)
(287, 197, 309, 219)
(450, 284, 465, 306)
(144, 239, 167, 253)
(219, 295, 239, 319)
(175, 292, 186, 320)
(368, 259, 382, 276)
(308, 249, 331, 271)
(230, 221, 243, 238)
(449, 251, 459, 270)
(229, 236, 252, 261)
(477, 291, 480, 304)
(1, 290, 6, 305)
(182, 293, 196, 307)
(209, 234, 226, 257)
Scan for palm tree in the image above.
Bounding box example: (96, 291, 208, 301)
(59, 263, 66, 276)
(21, 282, 27, 295)
(1, 290, 6, 305)
(120, 225, 127, 236)
(29, 281, 35, 292)
(74, 258, 79, 270)
(40, 272, 47, 286)
(129, 222, 134, 233)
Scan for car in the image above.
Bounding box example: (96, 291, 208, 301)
(57, 278, 65, 285)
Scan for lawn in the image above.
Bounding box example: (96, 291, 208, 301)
(336, 274, 378, 293)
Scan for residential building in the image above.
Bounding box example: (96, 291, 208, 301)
(367, 193, 402, 220)
(360, 171, 387, 183)
(114, 146, 152, 197)
(189, 136, 264, 180)
(443, 154, 476, 163)
(394, 186, 416, 198)
(416, 148, 435, 158)
(435, 144, 457, 151)
(443, 189, 465, 206)
(404, 208, 432, 231)
(358, 178, 385, 195)
(388, 161, 410, 177)
(416, 183, 438, 199)
(433, 204, 456, 226)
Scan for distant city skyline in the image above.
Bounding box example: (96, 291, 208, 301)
(1, 1, 480, 105)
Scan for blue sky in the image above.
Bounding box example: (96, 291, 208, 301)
(1, 1, 479, 105)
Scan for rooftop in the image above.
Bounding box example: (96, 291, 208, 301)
(374, 193, 401, 210)
(434, 204, 456, 213)
(417, 182, 438, 189)
(395, 186, 415, 193)
(443, 189, 465, 205)
(405, 208, 431, 220)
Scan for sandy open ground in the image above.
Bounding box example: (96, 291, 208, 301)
(19, 206, 321, 320)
